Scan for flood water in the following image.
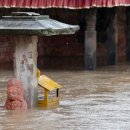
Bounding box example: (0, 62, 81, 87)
(0, 64, 130, 130)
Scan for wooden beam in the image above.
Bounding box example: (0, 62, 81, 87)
(85, 9, 97, 70)
(106, 8, 118, 65)
(13, 36, 38, 108)
(44, 89, 49, 106)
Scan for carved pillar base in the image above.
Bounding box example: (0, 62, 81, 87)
(85, 31, 96, 70)
(13, 36, 38, 108)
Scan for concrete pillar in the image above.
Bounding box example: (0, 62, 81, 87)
(126, 7, 130, 61)
(13, 36, 38, 108)
(85, 9, 97, 70)
(106, 8, 118, 65)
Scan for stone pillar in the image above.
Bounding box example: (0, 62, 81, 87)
(13, 36, 38, 108)
(106, 8, 118, 65)
(85, 9, 97, 70)
(126, 7, 130, 61)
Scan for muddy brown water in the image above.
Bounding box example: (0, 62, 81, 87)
(0, 64, 130, 130)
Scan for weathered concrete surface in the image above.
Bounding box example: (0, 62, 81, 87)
(85, 31, 96, 70)
(13, 36, 38, 108)
(85, 9, 97, 70)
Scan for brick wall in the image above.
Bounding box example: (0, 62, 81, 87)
(0, 36, 13, 63)
(0, 8, 127, 70)
(37, 9, 84, 69)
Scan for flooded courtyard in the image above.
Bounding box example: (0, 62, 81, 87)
(0, 64, 130, 130)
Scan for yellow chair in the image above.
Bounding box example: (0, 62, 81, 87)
(37, 69, 62, 108)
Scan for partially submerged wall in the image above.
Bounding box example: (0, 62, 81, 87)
(0, 8, 127, 70)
